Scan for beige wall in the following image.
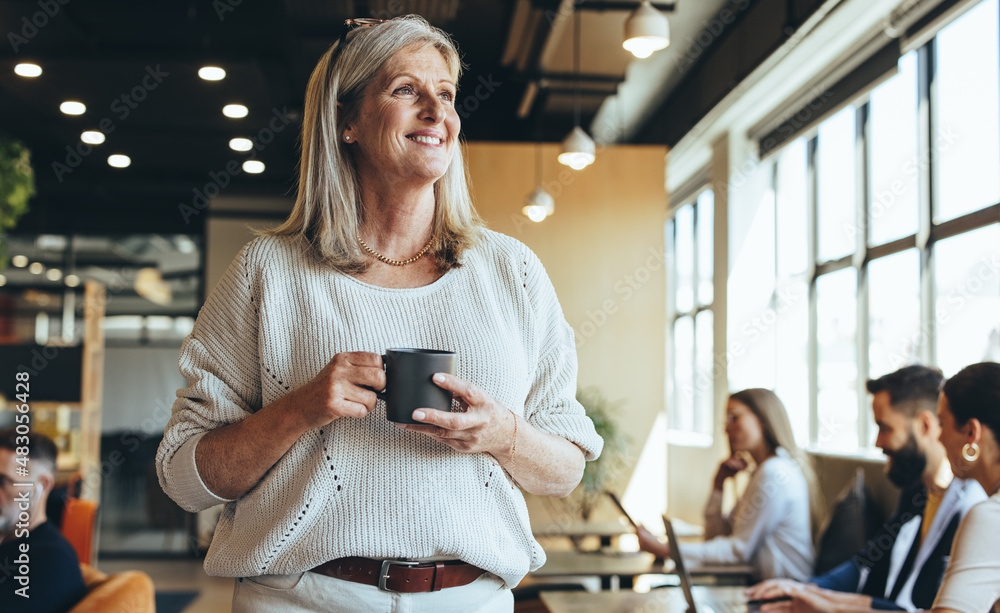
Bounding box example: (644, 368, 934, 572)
(465, 142, 669, 522)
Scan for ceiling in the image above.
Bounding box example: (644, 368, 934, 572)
(0, 0, 753, 320)
(0, 0, 739, 238)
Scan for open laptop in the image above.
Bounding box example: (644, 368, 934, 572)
(662, 514, 751, 613)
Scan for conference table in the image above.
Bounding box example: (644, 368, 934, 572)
(540, 585, 750, 613)
(531, 550, 755, 590)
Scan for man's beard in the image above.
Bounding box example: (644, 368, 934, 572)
(885, 432, 927, 488)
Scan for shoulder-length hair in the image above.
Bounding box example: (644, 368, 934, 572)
(265, 15, 482, 273)
(730, 388, 825, 538)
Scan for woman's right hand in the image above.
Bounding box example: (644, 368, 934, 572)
(714, 454, 748, 490)
(292, 352, 386, 429)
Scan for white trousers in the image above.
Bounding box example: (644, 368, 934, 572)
(231, 569, 514, 613)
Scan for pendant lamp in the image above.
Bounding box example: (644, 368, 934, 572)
(558, 9, 596, 170)
(524, 111, 555, 222)
(623, 0, 670, 59)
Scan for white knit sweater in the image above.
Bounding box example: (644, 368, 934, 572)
(155, 229, 603, 588)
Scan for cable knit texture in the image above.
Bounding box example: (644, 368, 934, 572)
(155, 229, 603, 588)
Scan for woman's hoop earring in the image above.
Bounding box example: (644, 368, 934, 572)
(962, 442, 980, 462)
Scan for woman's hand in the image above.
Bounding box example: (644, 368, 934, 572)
(745, 578, 805, 600)
(293, 352, 386, 429)
(395, 372, 516, 460)
(635, 524, 670, 560)
(714, 454, 748, 490)
(759, 586, 838, 613)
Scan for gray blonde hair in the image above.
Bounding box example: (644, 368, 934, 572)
(730, 388, 825, 539)
(266, 15, 482, 272)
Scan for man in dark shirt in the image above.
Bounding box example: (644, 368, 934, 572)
(0, 428, 86, 613)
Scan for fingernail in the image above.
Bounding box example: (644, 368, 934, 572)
(412, 410, 425, 420)
(433, 373, 445, 382)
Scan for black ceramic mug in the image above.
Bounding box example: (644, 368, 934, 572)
(380, 348, 456, 424)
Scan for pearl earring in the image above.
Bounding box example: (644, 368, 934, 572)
(344, 134, 351, 142)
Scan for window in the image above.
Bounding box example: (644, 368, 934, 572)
(748, 0, 1000, 453)
(667, 188, 715, 443)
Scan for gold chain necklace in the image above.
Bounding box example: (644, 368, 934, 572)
(358, 235, 434, 266)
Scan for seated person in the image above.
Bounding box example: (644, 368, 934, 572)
(931, 362, 1000, 613)
(748, 365, 988, 612)
(637, 388, 822, 581)
(0, 428, 87, 613)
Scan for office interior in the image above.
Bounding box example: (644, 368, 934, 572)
(0, 0, 998, 610)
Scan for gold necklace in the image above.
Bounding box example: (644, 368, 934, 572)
(358, 235, 434, 266)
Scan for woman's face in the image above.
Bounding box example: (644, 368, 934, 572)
(725, 398, 765, 454)
(345, 44, 459, 188)
(937, 392, 971, 478)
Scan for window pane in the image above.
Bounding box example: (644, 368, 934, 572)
(675, 205, 695, 313)
(870, 52, 919, 245)
(935, 224, 1000, 376)
(935, 0, 1000, 222)
(817, 268, 859, 450)
(694, 310, 714, 436)
(777, 139, 809, 278)
(672, 316, 695, 432)
(697, 191, 715, 306)
(869, 249, 921, 377)
(817, 108, 858, 261)
(774, 278, 810, 445)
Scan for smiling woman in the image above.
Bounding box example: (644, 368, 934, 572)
(155, 14, 603, 613)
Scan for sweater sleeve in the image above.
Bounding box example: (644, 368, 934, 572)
(680, 460, 790, 566)
(155, 242, 263, 512)
(519, 247, 603, 461)
(932, 498, 1000, 613)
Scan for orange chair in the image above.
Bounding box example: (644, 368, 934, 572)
(60, 473, 99, 566)
(69, 563, 155, 613)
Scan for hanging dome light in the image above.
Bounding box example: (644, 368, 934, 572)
(623, 0, 670, 59)
(558, 126, 596, 170)
(522, 186, 555, 223)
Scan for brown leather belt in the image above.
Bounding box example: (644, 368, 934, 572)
(309, 556, 487, 593)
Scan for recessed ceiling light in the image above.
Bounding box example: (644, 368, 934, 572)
(11, 255, 28, 267)
(229, 137, 253, 152)
(81, 131, 105, 145)
(60, 101, 86, 115)
(65, 274, 81, 288)
(14, 63, 42, 77)
(108, 154, 131, 168)
(199, 66, 226, 81)
(46, 268, 62, 281)
(28, 262, 44, 274)
(223, 104, 248, 118)
(242, 160, 265, 174)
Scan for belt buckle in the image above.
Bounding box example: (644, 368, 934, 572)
(378, 559, 422, 592)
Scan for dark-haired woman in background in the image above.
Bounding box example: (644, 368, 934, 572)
(931, 362, 1000, 613)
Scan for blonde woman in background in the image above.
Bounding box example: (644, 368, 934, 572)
(638, 389, 822, 581)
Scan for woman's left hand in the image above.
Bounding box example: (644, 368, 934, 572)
(396, 372, 516, 462)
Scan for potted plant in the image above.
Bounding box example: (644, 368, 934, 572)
(0, 135, 36, 267)
(567, 386, 631, 521)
